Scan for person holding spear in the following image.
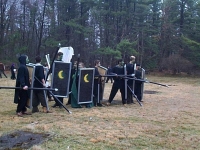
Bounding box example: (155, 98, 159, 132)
(32, 56, 52, 113)
(126, 55, 136, 104)
(51, 52, 64, 108)
(93, 59, 103, 107)
(106, 59, 126, 106)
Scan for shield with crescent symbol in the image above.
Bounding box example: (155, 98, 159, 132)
(51, 61, 72, 97)
(77, 68, 95, 104)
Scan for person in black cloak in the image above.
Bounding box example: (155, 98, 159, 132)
(14, 55, 31, 117)
(10, 63, 16, 80)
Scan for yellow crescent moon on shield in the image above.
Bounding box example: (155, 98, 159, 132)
(58, 70, 64, 79)
(84, 74, 89, 82)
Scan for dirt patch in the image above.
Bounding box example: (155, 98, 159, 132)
(0, 131, 50, 150)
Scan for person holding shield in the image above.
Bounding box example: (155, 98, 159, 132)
(52, 52, 64, 108)
(126, 55, 136, 104)
(93, 60, 103, 107)
(134, 64, 143, 102)
(32, 56, 52, 113)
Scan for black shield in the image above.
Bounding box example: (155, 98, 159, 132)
(78, 68, 94, 104)
(141, 68, 145, 100)
(51, 61, 71, 97)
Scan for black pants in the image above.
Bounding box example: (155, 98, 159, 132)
(67, 93, 71, 104)
(32, 90, 47, 107)
(127, 84, 134, 104)
(16, 90, 28, 113)
(134, 83, 142, 101)
(108, 80, 125, 104)
(11, 70, 16, 79)
(0, 70, 7, 78)
(55, 97, 63, 106)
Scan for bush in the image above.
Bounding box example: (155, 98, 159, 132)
(161, 54, 194, 74)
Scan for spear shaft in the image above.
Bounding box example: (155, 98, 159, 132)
(48, 91, 72, 114)
(95, 75, 169, 87)
(0, 86, 58, 91)
(45, 43, 61, 82)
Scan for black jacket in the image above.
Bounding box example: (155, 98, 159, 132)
(111, 65, 125, 88)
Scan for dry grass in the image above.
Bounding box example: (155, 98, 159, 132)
(0, 74, 200, 150)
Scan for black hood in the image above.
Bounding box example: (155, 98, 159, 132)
(18, 55, 27, 65)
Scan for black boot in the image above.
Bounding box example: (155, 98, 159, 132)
(32, 107, 39, 113)
(52, 103, 57, 108)
(93, 99, 97, 107)
(97, 103, 103, 107)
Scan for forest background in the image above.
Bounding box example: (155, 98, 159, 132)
(1, 0, 200, 75)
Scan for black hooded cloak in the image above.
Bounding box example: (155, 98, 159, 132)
(14, 55, 30, 104)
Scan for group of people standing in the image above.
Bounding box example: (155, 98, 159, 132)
(14, 55, 52, 117)
(0, 63, 16, 79)
(13, 53, 143, 117)
(52, 53, 103, 108)
(106, 56, 143, 106)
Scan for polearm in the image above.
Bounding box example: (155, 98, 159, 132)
(0, 86, 58, 91)
(127, 85, 143, 106)
(48, 91, 72, 114)
(34, 76, 72, 114)
(45, 43, 61, 82)
(124, 64, 127, 100)
(95, 74, 134, 77)
(76, 54, 80, 79)
(95, 74, 169, 87)
(125, 77, 169, 87)
(0, 86, 72, 114)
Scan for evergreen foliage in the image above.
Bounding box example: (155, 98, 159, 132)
(0, 0, 200, 73)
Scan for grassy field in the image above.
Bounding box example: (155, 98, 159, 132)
(0, 74, 200, 150)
